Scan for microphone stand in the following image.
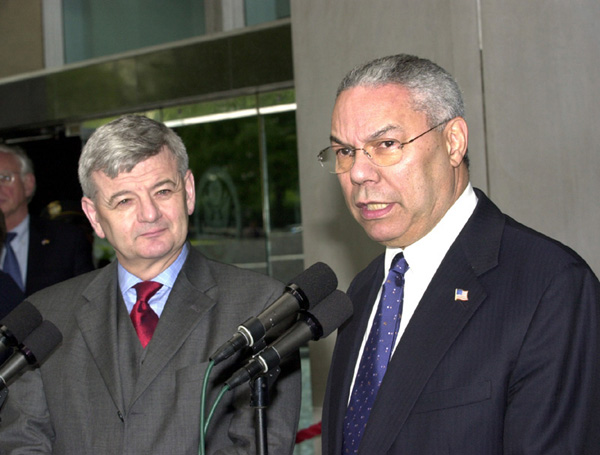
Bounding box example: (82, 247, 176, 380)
(0, 388, 7, 408)
(0, 388, 8, 422)
(249, 367, 280, 455)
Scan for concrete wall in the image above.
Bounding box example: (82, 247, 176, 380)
(0, 0, 44, 79)
(291, 0, 600, 446)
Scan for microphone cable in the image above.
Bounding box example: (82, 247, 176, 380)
(197, 361, 234, 455)
(198, 359, 215, 455)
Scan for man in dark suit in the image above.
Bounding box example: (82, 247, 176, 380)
(318, 54, 600, 454)
(0, 115, 301, 453)
(0, 145, 94, 296)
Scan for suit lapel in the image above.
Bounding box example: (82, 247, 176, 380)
(75, 261, 125, 412)
(360, 245, 486, 453)
(130, 248, 217, 405)
(73, 249, 218, 413)
(359, 190, 504, 454)
(325, 256, 384, 455)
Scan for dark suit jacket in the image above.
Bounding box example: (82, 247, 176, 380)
(0, 246, 302, 454)
(0, 271, 24, 319)
(25, 217, 95, 296)
(322, 189, 600, 454)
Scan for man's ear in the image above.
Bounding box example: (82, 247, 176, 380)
(23, 173, 36, 199)
(81, 196, 106, 239)
(445, 117, 469, 167)
(184, 170, 196, 216)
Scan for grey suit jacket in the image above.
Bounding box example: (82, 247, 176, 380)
(0, 246, 302, 454)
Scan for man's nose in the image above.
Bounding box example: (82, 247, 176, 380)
(348, 148, 378, 182)
(138, 196, 161, 222)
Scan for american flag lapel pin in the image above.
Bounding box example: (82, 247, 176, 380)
(455, 288, 469, 301)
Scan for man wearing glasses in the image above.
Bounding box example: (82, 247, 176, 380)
(0, 145, 94, 296)
(319, 54, 600, 454)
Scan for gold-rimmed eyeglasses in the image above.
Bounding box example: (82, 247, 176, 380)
(317, 119, 451, 174)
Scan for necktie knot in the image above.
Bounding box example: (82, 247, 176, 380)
(133, 280, 162, 302)
(389, 253, 409, 286)
(130, 281, 162, 348)
(6, 232, 17, 243)
(390, 252, 408, 273)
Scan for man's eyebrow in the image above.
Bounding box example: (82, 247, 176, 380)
(106, 179, 178, 205)
(368, 124, 401, 140)
(153, 178, 178, 189)
(107, 190, 133, 206)
(330, 124, 402, 146)
(330, 135, 344, 146)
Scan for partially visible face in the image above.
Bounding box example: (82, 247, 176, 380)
(0, 152, 35, 230)
(331, 84, 465, 248)
(81, 147, 195, 278)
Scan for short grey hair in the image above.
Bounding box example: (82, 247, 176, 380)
(337, 54, 465, 127)
(0, 144, 35, 176)
(0, 144, 36, 201)
(78, 115, 189, 199)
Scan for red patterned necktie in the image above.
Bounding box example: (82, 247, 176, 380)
(131, 281, 162, 348)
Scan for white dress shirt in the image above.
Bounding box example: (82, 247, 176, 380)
(349, 183, 478, 394)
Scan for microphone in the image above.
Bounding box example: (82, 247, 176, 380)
(210, 262, 338, 365)
(225, 289, 353, 389)
(0, 302, 43, 366)
(0, 320, 62, 391)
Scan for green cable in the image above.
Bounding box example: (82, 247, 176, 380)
(198, 359, 215, 455)
(204, 384, 231, 435)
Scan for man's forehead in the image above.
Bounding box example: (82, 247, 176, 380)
(93, 162, 178, 195)
(99, 150, 176, 177)
(331, 85, 423, 140)
(336, 83, 412, 102)
(0, 152, 21, 170)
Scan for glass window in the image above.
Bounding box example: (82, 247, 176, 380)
(175, 108, 302, 283)
(63, 0, 206, 63)
(62, 0, 291, 64)
(245, 0, 291, 26)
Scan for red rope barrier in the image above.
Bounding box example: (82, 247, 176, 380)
(295, 421, 322, 444)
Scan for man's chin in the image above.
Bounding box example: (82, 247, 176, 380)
(138, 245, 175, 260)
(139, 239, 186, 259)
(363, 227, 403, 248)
(364, 230, 391, 245)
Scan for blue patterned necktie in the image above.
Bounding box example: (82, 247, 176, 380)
(342, 253, 409, 454)
(3, 232, 24, 291)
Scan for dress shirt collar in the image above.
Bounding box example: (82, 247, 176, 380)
(10, 214, 29, 238)
(119, 242, 190, 317)
(384, 183, 478, 276)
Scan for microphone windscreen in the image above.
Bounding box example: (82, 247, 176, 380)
(289, 262, 338, 309)
(308, 289, 353, 337)
(0, 302, 43, 342)
(22, 320, 63, 365)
